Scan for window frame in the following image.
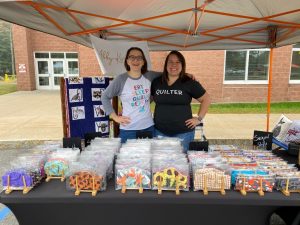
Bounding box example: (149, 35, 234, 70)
(223, 48, 270, 85)
(289, 47, 300, 84)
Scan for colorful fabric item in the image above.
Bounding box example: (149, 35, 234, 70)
(69, 171, 103, 191)
(235, 175, 275, 192)
(276, 178, 300, 191)
(152, 167, 188, 190)
(194, 168, 231, 191)
(44, 160, 69, 177)
(231, 170, 268, 185)
(2, 169, 44, 189)
(116, 167, 151, 190)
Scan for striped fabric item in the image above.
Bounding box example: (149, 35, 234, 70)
(194, 168, 231, 191)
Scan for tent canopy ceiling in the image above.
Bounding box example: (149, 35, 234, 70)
(1, 0, 300, 50)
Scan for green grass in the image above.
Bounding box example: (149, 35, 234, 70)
(150, 102, 300, 114)
(0, 82, 17, 95)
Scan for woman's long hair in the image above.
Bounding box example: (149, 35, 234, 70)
(161, 50, 190, 83)
(124, 47, 148, 74)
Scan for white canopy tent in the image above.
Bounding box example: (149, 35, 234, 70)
(1, 0, 300, 130)
(0, 0, 300, 50)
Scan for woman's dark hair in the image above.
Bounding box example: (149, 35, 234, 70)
(124, 47, 148, 74)
(161, 50, 190, 83)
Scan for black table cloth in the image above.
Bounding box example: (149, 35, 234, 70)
(1, 180, 300, 225)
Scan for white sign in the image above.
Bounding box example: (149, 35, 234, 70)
(18, 64, 26, 73)
(90, 35, 151, 77)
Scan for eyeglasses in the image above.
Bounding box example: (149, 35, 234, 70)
(128, 55, 144, 61)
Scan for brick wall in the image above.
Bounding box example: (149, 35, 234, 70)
(78, 45, 101, 77)
(12, 26, 300, 103)
(12, 26, 35, 90)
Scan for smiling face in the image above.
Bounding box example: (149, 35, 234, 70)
(126, 49, 145, 73)
(167, 54, 182, 78)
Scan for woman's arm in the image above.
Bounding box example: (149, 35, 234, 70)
(101, 74, 131, 125)
(185, 92, 211, 129)
(196, 92, 211, 121)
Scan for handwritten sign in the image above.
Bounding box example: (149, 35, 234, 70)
(90, 35, 151, 77)
(253, 130, 273, 150)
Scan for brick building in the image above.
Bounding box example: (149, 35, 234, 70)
(12, 25, 300, 103)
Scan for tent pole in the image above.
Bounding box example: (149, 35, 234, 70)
(266, 48, 274, 132)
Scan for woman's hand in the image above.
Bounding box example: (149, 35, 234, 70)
(185, 117, 201, 129)
(114, 115, 131, 125)
(111, 113, 131, 126)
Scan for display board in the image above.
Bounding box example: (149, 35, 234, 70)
(63, 77, 110, 138)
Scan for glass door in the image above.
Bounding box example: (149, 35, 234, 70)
(51, 59, 65, 90)
(35, 59, 51, 90)
(66, 59, 79, 77)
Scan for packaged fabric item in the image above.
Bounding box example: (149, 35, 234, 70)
(69, 171, 103, 191)
(2, 154, 46, 192)
(115, 139, 152, 192)
(208, 145, 239, 152)
(115, 167, 151, 190)
(231, 170, 269, 185)
(275, 172, 300, 191)
(44, 159, 69, 177)
(80, 151, 114, 179)
(67, 162, 106, 192)
(151, 138, 183, 152)
(234, 174, 275, 192)
(193, 168, 231, 191)
(44, 148, 80, 178)
(89, 137, 121, 154)
(152, 166, 189, 191)
(2, 169, 42, 190)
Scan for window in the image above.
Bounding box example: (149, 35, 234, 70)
(51, 53, 64, 58)
(290, 44, 300, 83)
(224, 49, 270, 84)
(34, 52, 79, 76)
(35, 53, 49, 58)
(66, 53, 78, 59)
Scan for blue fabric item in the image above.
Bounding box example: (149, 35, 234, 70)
(155, 129, 195, 153)
(65, 77, 110, 138)
(119, 126, 155, 143)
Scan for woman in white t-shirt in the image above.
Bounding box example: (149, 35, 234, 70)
(101, 47, 161, 143)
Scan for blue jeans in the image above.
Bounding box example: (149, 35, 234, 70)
(155, 129, 195, 153)
(119, 126, 155, 143)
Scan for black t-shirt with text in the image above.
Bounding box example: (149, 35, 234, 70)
(151, 77, 206, 135)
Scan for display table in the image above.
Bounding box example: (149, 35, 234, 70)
(1, 180, 299, 225)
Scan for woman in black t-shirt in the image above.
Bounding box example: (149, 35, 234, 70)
(151, 51, 211, 152)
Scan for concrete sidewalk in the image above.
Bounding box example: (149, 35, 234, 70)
(0, 90, 299, 141)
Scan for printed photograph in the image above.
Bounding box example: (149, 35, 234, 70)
(69, 88, 83, 103)
(71, 106, 85, 120)
(95, 121, 109, 133)
(69, 77, 84, 84)
(92, 77, 106, 84)
(91, 88, 105, 101)
(93, 105, 105, 118)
